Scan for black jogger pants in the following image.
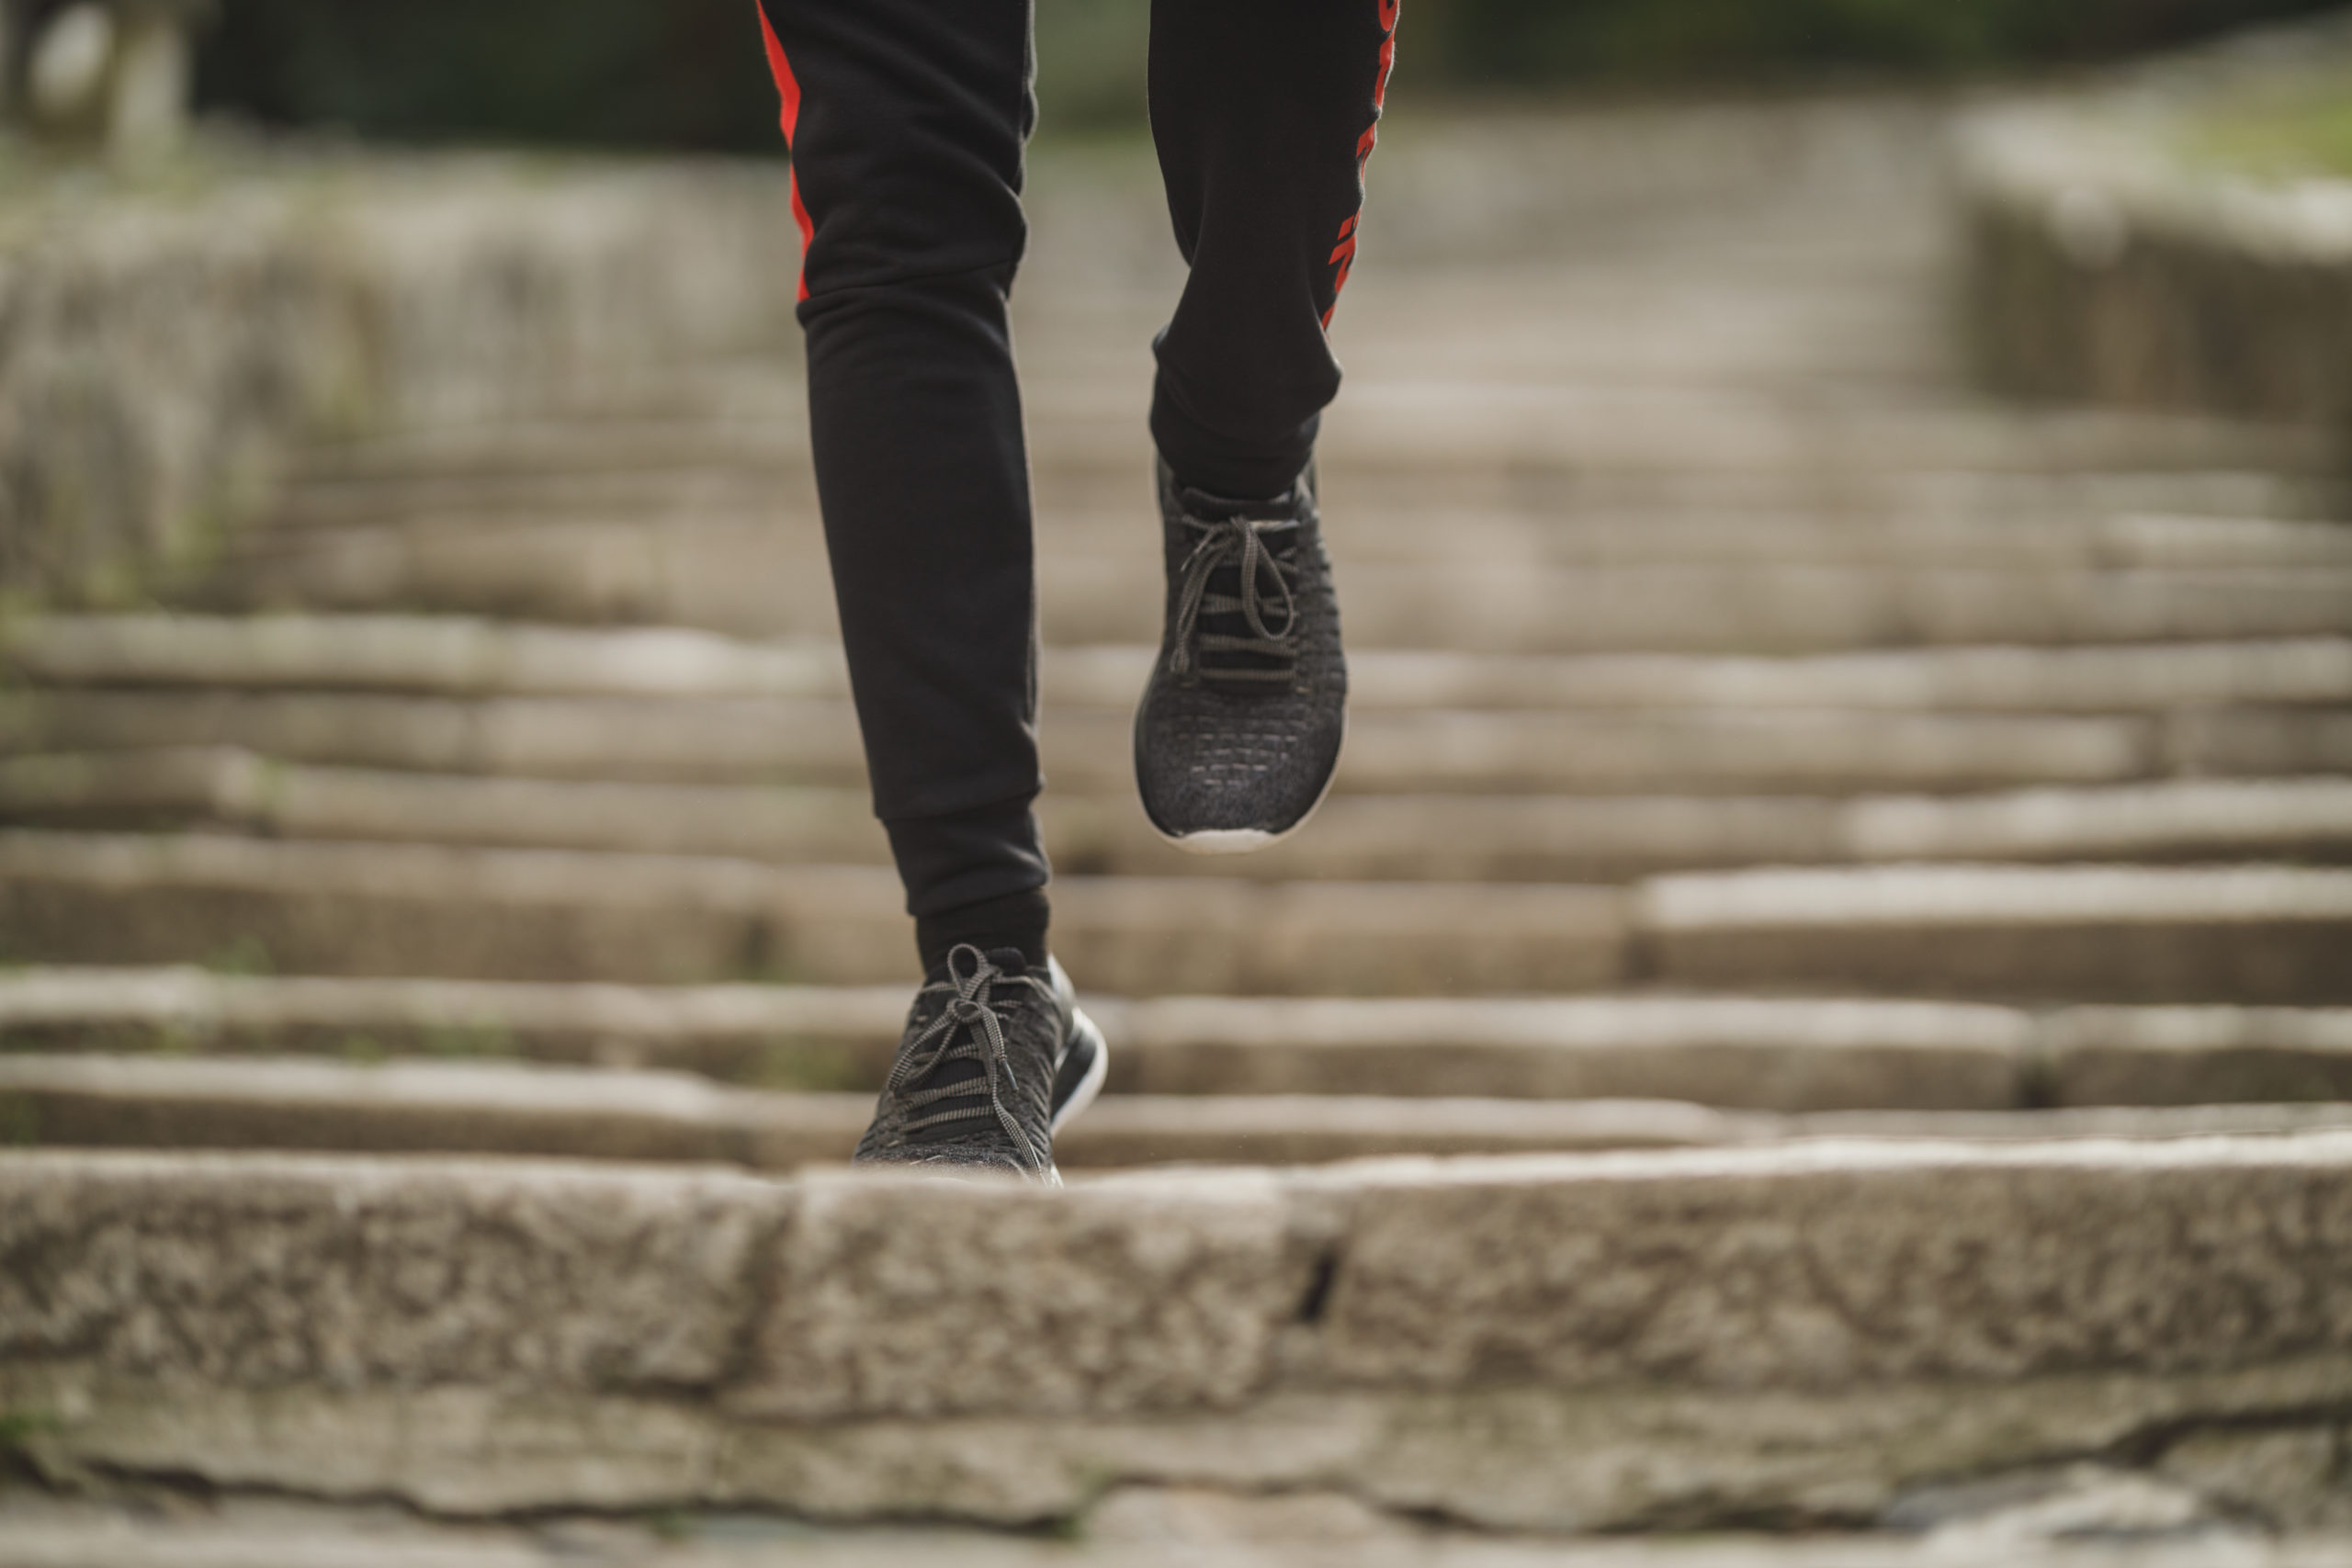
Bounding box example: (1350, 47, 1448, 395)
(756, 0, 1398, 933)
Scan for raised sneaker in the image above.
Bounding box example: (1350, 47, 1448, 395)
(851, 943, 1108, 1185)
(1134, 458, 1347, 852)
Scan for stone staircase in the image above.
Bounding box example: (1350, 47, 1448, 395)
(6, 99, 2352, 1555)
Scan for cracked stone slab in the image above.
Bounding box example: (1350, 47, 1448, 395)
(0, 1151, 784, 1393)
(732, 1168, 1306, 1421)
(1304, 1135, 2352, 1393)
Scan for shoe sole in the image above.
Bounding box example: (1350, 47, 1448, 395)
(1050, 1006, 1111, 1134)
(1151, 712, 1347, 858)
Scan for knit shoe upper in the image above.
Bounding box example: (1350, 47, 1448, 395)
(852, 945, 1105, 1186)
(1134, 459, 1347, 852)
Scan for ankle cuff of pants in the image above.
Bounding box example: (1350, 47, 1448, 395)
(1150, 376, 1319, 502)
(884, 795, 1049, 919)
(915, 886, 1050, 976)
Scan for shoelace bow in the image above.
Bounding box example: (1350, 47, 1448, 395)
(885, 944, 1051, 1169)
(1169, 513, 1300, 682)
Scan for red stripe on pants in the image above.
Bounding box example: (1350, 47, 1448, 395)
(757, 5, 816, 303)
(1324, 0, 1398, 329)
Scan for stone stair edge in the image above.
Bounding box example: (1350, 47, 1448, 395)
(9, 1131, 2352, 1437)
(6, 1051, 2352, 1172)
(6, 748, 2352, 876)
(6, 965, 2352, 1112)
(6, 830, 2350, 999)
(13, 613, 2349, 709)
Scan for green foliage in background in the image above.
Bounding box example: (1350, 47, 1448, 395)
(195, 0, 2352, 148)
(2189, 69, 2352, 175)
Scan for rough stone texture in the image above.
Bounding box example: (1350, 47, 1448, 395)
(0, 1152, 783, 1391)
(6, 1142, 2352, 1526)
(16, 1492, 2352, 1568)
(733, 1168, 1304, 1420)
(2161, 1425, 2352, 1533)
(1305, 1137, 2352, 1394)
(19, 1365, 2352, 1536)
(1886, 1463, 2238, 1546)
(0, 159, 796, 604)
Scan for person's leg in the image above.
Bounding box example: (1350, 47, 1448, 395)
(755, 0, 1049, 974)
(757, 0, 1103, 1184)
(1129, 0, 1396, 851)
(1147, 0, 1400, 500)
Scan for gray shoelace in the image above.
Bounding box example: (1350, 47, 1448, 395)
(884, 944, 1051, 1169)
(1169, 513, 1300, 682)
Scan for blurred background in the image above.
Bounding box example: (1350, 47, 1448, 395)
(0, 0, 2346, 1152)
(174, 0, 2352, 144)
(4, 0, 2352, 1552)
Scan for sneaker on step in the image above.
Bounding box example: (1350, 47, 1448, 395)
(1134, 458, 1347, 852)
(852, 943, 1109, 1185)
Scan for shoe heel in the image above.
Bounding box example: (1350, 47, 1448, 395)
(1050, 1007, 1111, 1134)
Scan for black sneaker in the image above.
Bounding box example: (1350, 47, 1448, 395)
(852, 944, 1108, 1186)
(1134, 459, 1347, 853)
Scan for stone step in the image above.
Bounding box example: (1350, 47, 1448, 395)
(1645, 864, 2352, 1004)
(1, 830, 2344, 1002)
(9, 1137, 2352, 1531)
(2, 689, 2199, 796)
(180, 534, 2352, 649)
(7, 1054, 2351, 1173)
(287, 383, 2330, 488)
(216, 494, 2352, 579)
(12, 750, 2352, 881)
(6, 1501, 2346, 1568)
(21, 615, 2352, 713)
(0, 831, 1630, 995)
(198, 506, 2352, 634)
(266, 454, 2328, 535)
(198, 534, 2352, 650)
(8, 967, 2350, 1111)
